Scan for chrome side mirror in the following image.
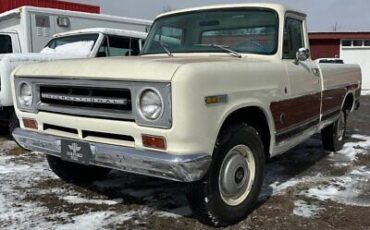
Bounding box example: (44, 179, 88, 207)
(296, 48, 310, 62)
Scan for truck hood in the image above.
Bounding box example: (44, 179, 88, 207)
(14, 55, 267, 82)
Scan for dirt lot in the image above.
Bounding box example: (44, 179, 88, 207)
(1, 97, 370, 230)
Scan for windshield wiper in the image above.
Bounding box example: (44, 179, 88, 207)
(158, 41, 173, 57)
(195, 43, 242, 58)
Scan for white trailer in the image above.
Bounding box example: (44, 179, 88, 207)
(0, 6, 152, 56)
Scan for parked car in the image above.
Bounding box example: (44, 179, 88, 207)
(11, 3, 361, 227)
(0, 28, 147, 132)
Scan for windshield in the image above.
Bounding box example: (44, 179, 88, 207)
(41, 33, 99, 56)
(0, 35, 13, 54)
(142, 9, 278, 55)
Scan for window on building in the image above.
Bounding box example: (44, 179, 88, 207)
(342, 40, 352, 46)
(364, 40, 370, 46)
(353, 40, 363, 46)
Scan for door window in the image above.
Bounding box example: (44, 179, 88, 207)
(0, 35, 13, 54)
(283, 18, 304, 59)
(97, 35, 140, 57)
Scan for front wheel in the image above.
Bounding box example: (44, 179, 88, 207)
(187, 124, 265, 227)
(321, 110, 347, 151)
(46, 155, 111, 183)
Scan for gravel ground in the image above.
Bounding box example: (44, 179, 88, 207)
(1, 97, 370, 230)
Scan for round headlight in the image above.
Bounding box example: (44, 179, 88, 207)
(139, 89, 163, 120)
(19, 82, 33, 107)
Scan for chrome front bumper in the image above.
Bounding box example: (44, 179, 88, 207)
(12, 128, 211, 182)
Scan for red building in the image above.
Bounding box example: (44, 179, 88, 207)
(309, 32, 370, 59)
(0, 0, 100, 14)
(309, 32, 370, 94)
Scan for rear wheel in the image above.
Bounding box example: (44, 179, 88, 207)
(46, 155, 111, 183)
(321, 110, 347, 151)
(187, 124, 265, 227)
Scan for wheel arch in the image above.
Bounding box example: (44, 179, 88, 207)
(342, 91, 355, 112)
(215, 104, 273, 159)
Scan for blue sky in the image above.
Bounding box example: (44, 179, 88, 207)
(66, 0, 370, 32)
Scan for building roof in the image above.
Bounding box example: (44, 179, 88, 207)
(309, 32, 370, 40)
(0, 6, 152, 26)
(53, 28, 147, 39)
(157, 3, 305, 19)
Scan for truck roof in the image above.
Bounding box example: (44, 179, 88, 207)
(156, 3, 305, 19)
(0, 6, 152, 26)
(53, 28, 148, 39)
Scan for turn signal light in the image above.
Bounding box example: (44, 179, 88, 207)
(142, 134, 166, 150)
(23, 118, 38, 130)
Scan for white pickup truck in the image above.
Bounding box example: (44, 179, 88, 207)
(0, 28, 147, 131)
(12, 4, 361, 226)
(0, 6, 151, 56)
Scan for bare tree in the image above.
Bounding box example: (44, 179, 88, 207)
(332, 22, 340, 32)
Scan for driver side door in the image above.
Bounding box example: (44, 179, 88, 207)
(274, 15, 321, 144)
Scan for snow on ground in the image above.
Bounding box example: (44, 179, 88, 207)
(303, 166, 370, 207)
(261, 134, 370, 218)
(1, 132, 370, 228)
(330, 134, 370, 166)
(61, 196, 124, 205)
(55, 211, 117, 230)
(293, 200, 324, 218)
(0, 140, 191, 229)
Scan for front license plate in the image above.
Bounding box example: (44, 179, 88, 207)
(61, 140, 92, 165)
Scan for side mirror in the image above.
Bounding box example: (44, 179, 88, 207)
(296, 48, 310, 62)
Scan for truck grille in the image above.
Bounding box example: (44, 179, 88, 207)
(38, 85, 133, 120)
(40, 86, 131, 110)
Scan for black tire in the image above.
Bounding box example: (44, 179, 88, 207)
(8, 109, 20, 135)
(46, 155, 111, 183)
(187, 124, 265, 227)
(321, 110, 347, 151)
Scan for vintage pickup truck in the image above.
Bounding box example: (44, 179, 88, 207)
(11, 3, 361, 226)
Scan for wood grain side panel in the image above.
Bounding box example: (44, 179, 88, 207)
(270, 93, 321, 131)
(321, 88, 346, 113)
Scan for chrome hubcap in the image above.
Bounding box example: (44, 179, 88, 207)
(219, 145, 256, 206)
(336, 111, 345, 141)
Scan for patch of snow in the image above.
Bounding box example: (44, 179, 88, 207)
(56, 211, 116, 230)
(41, 41, 93, 57)
(0, 163, 30, 174)
(155, 211, 181, 218)
(293, 200, 324, 218)
(303, 166, 370, 207)
(269, 180, 301, 195)
(0, 194, 6, 213)
(331, 134, 370, 164)
(263, 173, 323, 198)
(61, 195, 123, 205)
